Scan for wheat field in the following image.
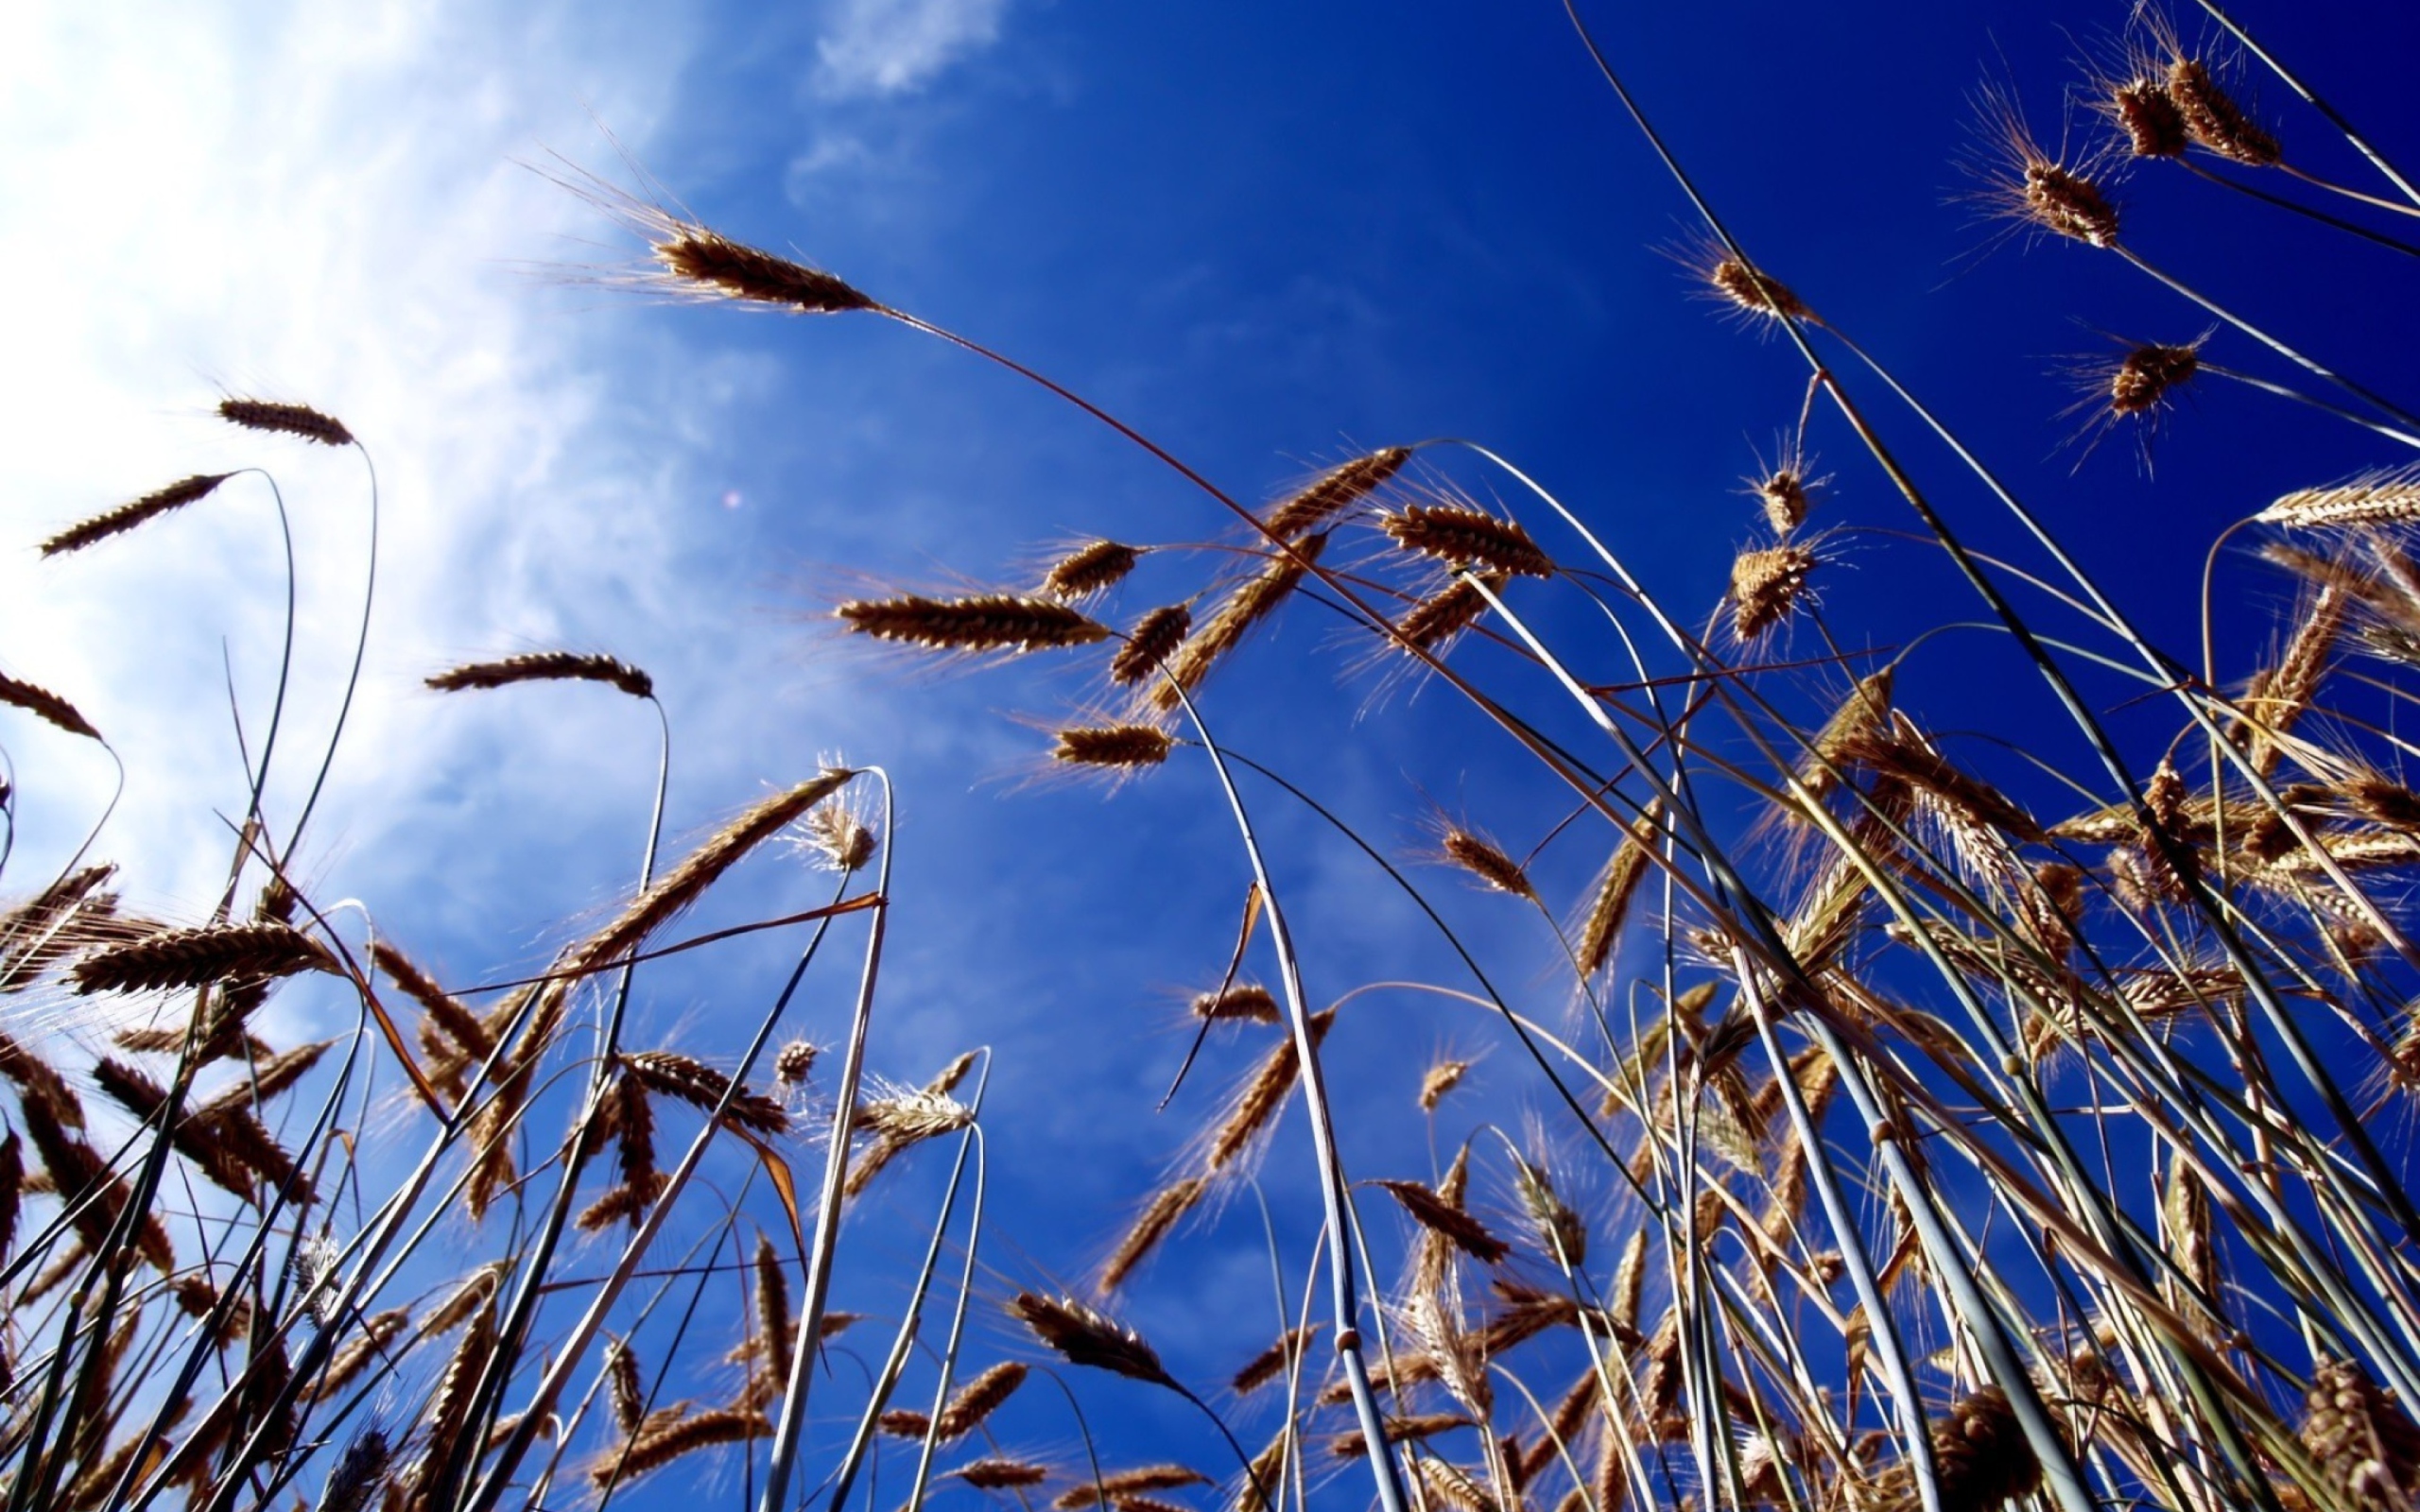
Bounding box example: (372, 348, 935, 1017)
(6, 6, 2420, 1512)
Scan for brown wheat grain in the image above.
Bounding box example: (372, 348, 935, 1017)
(71, 921, 335, 995)
(956, 1457, 1054, 1490)
(1009, 1292, 1176, 1387)
(1729, 544, 1819, 640)
(623, 1050, 788, 1135)
(1204, 1007, 1336, 1171)
(1439, 829, 1537, 901)
(1396, 575, 1499, 654)
(1112, 604, 1194, 685)
(1151, 533, 1330, 711)
(936, 1361, 1028, 1440)
(426, 652, 654, 701)
(653, 224, 876, 314)
(1101, 1177, 1207, 1291)
(1230, 1325, 1320, 1396)
(2168, 56, 2280, 166)
(1264, 449, 1413, 541)
(1045, 541, 1145, 601)
(1055, 725, 1175, 769)
(1374, 1177, 1511, 1264)
(0, 673, 101, 742)
(838, 593, 1111, 653)
(1054, 1466, 1212, 1509)
(1379, 504, 1554, 578)
(2260, 472, 2420, 530)
(219, 398, 354, 446)
(42, 473, 235, 558)
(1193, 983, 1280, 1023)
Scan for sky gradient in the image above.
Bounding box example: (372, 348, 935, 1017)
(7, 0, 2420, 1502)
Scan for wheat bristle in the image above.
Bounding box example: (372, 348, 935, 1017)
(426, 651, 654, 700)
(2002, 112, 2124, 248)
(0, 1030, 84, 1129)
(1414, 1458, 1495, 1512)
(1798, 672, 1894, 798)
(91, 1057, 256, 1200)
(1512, 1154, 1586, 1265)
(416, 1292, 499, 1500)
(1233, 1435, 1289, 1512)
(2239, 586, 2347, 774)
(200, 1037, 332, 1115)
(853, 1085, 975, 1143)
(372, 940, 493, 1067)
(1833, 721, 2042, 841)
(315, 1428, 392, 1512)
(422, 1262, 505, 1334)
(1880, 1385, 2041, 1512)
(1, 864, 123, 992)
(610, 1066, 662, 1211)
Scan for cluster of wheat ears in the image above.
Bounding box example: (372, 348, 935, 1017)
(8, 5, 2420, 1512)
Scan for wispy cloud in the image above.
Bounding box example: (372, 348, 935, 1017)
(0, 3, 828, 952)
(811, 0, 1009, 98)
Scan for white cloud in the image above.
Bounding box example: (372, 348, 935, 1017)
(0, 2, 827, 968)
(811, 0, 1009, 98)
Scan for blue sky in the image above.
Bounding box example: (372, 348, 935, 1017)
(7, 0, 2420, 1502)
